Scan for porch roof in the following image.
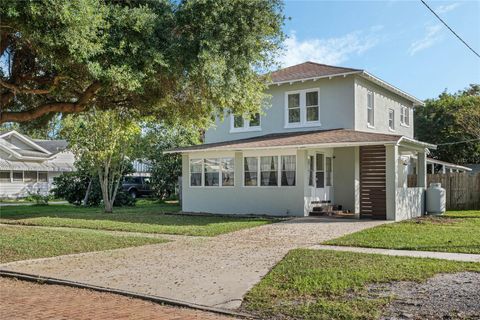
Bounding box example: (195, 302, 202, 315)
(166, 129, 433, 153)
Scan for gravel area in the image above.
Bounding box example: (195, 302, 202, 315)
(370, 272, 480, 319)
(0, 217, 385, 309)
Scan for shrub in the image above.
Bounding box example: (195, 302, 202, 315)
(26, 190, 53, 205)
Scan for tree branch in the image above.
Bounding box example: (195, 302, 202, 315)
(0, 76, 65, 95)
(0, 81, 101, 123)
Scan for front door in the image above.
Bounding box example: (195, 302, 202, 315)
(310, 153, 333, 202)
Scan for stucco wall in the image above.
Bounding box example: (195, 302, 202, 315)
(354, 76, 414, 138)
(332, 147, 356, 212)
(396, 187, 425, 221)
(181, 150, 305, 216)
(205, 76, 355, 143)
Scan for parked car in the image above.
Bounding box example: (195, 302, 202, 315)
(122, 176, 152, 198)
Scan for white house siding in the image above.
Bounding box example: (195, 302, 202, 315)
(0, 172, 63, 198)
(205, 76, 355, 143)
(354, 76, 414, 138)
(181, 149, 305, 216)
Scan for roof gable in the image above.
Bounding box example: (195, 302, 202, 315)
(0, 130, 55, 160)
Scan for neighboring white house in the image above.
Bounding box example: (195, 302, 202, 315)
(167, 62, 440, 221)
(0, 130, 75, 198)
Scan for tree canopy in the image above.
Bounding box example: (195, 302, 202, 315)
(0, 0, 284, 125)
(415, 84, 480, 164)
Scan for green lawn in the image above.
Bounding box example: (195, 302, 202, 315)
(324, 210, 480, 254)
(0, 200, 274, 236)
(243, 249, 480, 320)
(0, 225, 167, 263)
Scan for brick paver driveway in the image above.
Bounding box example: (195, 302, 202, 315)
(0, 278, 235, 320)
(0, 217, 386, 309)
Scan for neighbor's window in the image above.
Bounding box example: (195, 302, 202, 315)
(388, 108, 395, 130)
(367, 90, 374, 127)
(281, 155, 296, 186)
(306, 91, 319, 122)
(231, 113, 261, 132)
(260, 156, 278, 186)
(287, 93, 301, 123)
(190, 159, 203, 187)
(316, 154, 324, 188)
(24, 171, 37, 182)
(244, 157, 258, 186)
(204, 158, 220, 187)
(400, 106, 410, 126)
(12, 171, 23, 181)
(325, 157, 332, 187)
(221, 158, 235, 187)
(38, 172, 48, 182)
(0, 171, 10, 182)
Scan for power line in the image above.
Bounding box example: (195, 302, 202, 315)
(420, 0, 480, 59)
(436, 138, 480, 146)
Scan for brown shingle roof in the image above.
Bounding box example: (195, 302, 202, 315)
(167, 129, 402, 153)
(269, 62, 362, 83)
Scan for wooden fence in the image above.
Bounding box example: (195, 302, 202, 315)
(408, 172, 480, 210)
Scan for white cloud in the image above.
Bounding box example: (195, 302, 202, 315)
(435, 2, 460, 14)
(278, 28, 381, 67)
(408, 24, 443, 56)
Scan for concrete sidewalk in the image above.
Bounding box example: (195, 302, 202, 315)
(310, 245, 480, 262)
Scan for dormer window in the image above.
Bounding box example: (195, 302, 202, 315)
(285, 88, 321, 128)
(230, 113, 261, 133)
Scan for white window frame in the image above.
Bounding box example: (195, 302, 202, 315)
(400, 106, 410, 127)
(242, 152, 297, 188)
(230, 113, 262, 133)
(284, 88, 321, 128)
(388, 108, 395, 131)
(0, 170, 11, 183)
(367, 90, 375, 128)
(189, 157, 235, 188)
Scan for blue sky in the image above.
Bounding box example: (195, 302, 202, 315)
(279, 0, 480, 100)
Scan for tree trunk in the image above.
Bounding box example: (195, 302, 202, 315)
(82, 179, 92, 206)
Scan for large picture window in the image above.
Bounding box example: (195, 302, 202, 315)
(367, 90, 374, 127)
(190, 157, 235, 187)
(244, 155, 296, 187)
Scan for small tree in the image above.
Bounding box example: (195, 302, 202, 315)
(62, 110, 140, 213)
(138, 122, 200, 199)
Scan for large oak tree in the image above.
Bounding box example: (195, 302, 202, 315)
(0, 0, 284, 125)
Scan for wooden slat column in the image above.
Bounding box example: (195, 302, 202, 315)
(360, 145, 387, 219)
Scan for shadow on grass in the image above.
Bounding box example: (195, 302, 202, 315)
(0, 202, 274, 227)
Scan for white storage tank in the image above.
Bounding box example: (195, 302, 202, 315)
(426, 183, 446, 215)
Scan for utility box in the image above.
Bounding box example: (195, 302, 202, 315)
(426, 183, 446, 215)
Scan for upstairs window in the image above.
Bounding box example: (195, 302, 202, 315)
(231, 113, 261, 133)
(400, 106, 410, 126)
(367, 90, 375, 127)
(388, 108, 395, 130)
(285, 89, 321, 127)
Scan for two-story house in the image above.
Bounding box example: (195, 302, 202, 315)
(167, 62, 436, 221)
